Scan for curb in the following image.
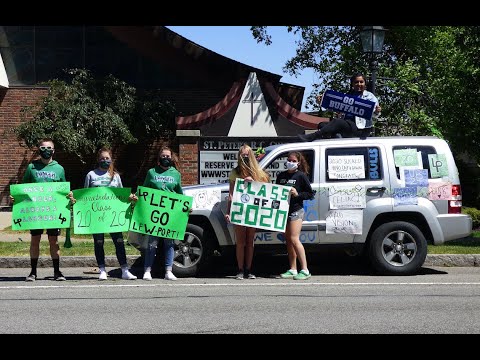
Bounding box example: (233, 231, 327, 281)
(0, 254, 478, 268)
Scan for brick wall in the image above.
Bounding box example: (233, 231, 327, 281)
(179, 141, 199, 185)
(0, 87, 194, 207)
(0, 87, 49, 207)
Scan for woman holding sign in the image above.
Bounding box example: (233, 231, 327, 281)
(82, 147, 137, 281)
(298, 72, 381, 141)
(225, 144, 270, 280)
(276, 151, 315, 280)
(137, 146, 184, 281)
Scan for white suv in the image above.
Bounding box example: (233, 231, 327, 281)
(176, 136, 472, 277)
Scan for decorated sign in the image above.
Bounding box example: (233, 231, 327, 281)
(320, 89, 376, 121)
(129, 186, 193, 240)
(10, 182, 71, 230)
(72, 187, 133, 234)
(229, 179, 290, 232)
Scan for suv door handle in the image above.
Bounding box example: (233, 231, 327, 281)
(367, 186, 386, 194)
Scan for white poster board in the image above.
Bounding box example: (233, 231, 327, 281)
(229, 178, 291, 232)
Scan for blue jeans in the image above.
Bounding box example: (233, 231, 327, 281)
(144, 236, 175, 271)
(93, 232, 127, 268)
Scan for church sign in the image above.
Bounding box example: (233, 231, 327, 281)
(199, 137, 295, 184)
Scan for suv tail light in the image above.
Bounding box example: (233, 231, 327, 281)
(449, 184, 462, 214)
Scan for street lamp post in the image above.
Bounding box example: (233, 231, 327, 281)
(359, 26, 386, 95)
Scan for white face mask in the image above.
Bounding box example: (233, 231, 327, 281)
(286, 161, 298, 171)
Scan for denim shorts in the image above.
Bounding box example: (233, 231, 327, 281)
(288, 208, 305, 221)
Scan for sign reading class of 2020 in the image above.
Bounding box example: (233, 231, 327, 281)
(129, 186, 193, 241)
(10, 182, 71, 230)
(229, 179, 291, 232)
(320, 89, 376, 121)
(72, 187, 133, 234)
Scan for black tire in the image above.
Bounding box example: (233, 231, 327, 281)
(170, 223, 213, 278)
(368, 221, 427, 275)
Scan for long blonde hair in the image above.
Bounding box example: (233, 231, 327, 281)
(235, 144, 270, 182)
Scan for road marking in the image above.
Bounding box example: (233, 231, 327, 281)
(2, 282, 480, 289)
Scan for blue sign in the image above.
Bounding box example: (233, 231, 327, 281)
(320, 89, 376, 121)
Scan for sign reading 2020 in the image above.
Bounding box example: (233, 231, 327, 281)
(320, 89, 376, 121)
(229, 179, 291, 232)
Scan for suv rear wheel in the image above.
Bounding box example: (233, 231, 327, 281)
(368, 221, 427, 275)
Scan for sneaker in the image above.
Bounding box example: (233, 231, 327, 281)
(164, 271, 177, 281)
(25, 274, 36, 282)
(246, 272, 256, 279)
(143, 271, 152, 281)
(235, 271, 244, 280)
(122, 270, 137, 280)
(280, 270, 297, 279)
(293, 270, 311, 280)
(98, 270, 108, 281)
(54, 271, 66, 281)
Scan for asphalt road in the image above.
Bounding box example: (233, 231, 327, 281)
(1, 265, 480, 335)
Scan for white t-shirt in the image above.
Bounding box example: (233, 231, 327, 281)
(84, 169, 123, 188)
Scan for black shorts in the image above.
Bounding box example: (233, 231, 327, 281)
(30, 229, 61, 236)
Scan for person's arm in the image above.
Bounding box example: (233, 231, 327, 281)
(116, 173, 123, 188)
(22, 164, 31, 183)
(225, 179, 235, 223)
(296, 173, 315, 200)
(84, 173, 91, 188)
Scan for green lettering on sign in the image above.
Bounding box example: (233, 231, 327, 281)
(229, 179, 290, 232)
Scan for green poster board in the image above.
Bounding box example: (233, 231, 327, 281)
(72, 187, 133, 234)
(229, 178, 290, 232)
(10, 182, 71, 230)
(129, 186, 193, 240)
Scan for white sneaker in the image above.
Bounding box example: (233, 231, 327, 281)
(143, 271, 152, 281)
(98, 270, 107, 281)
(164, 270, 177, 281)
(122, 270, 137, 280)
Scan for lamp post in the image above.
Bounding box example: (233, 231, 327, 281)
(359, 26, 386, 95)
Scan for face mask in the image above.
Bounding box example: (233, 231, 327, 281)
(39, 149, 53, 160)
(241, 156, 249, 166)
(99, 160, 111, 169)
(160, 157, 172, 168)
(286, 161, 298, 171)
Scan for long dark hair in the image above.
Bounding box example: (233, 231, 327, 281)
(288, 151, 310, 176)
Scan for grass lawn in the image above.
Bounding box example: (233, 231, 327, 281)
(0, 226, 479, 256)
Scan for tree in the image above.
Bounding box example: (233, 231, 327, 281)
(15, 69, 176, 165)
(251, 26, 480, 162)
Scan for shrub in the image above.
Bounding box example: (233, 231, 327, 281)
(462, 207, 480, 230)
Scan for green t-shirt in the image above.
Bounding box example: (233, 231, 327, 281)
(143, 166, 183, 194)
(22, 160, 66, 184)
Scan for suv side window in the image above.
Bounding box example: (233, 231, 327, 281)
(264, 149, 315, 183)
(325, 146, 382, 182)
(392, 145, 436, 179)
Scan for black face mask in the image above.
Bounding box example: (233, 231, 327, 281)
(241, 156, 249, 166)
(39, 149, 53, 160)
(99, 160, 112, 169)
(160, 158, 172, 168)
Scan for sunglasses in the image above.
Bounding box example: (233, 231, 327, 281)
(39, 146, 54, 151)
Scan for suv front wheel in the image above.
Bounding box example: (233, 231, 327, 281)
(368, 221, 427, 275)
(171, 223, 213, 277)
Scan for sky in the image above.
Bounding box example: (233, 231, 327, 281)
(166, 26, 318, 112)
